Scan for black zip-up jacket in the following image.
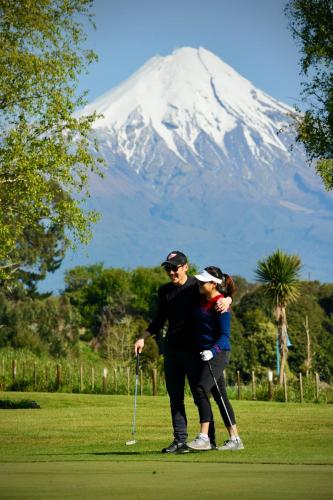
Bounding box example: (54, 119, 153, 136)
(147, 276, 200, 351)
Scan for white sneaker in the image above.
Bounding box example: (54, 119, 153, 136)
(218, 438, 244, 451)
(187, 435, 211, 451)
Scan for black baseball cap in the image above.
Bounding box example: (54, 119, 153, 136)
(161, 251, 188, 267)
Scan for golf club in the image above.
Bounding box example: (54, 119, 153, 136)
(207, 359, 233, 428)
(126, 352, 140, 445)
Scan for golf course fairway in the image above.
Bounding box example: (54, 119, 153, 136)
(1, 392, 332, 498)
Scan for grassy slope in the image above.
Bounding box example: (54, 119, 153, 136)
(0, 392, 332, 499)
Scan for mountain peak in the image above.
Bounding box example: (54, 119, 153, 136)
(82, 46, 293, 162)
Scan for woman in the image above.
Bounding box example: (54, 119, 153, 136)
(187, 266, 244, 451)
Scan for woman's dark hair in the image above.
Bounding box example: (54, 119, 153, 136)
(204, 266, 235, 298)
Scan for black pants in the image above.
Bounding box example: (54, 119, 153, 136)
(164, 345, 216, 444)
(196, 350, 236, 428)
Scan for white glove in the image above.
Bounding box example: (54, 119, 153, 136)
(200, 350, 213, 361)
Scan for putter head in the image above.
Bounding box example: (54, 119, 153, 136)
(126, 439, 136, 446)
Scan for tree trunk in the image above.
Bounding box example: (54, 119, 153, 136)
(277, 306, 288, 385)
(304, 315, 311, 372)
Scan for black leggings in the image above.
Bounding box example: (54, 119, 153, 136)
(196, 350, 236, 427)
(164, 346, 216, 443)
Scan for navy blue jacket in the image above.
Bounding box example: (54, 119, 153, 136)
(194, 295, 231, 356)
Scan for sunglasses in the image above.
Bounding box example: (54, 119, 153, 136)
(164, 264, 182, 273)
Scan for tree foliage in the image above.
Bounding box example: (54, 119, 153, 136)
(0, 292, 80, 357)
(255, 250, 302, 306)
(0, 263, 332, 381)
(0, 0, 103, 285)
(255, 249, 301, 383)
(285, 0, 333, 189)
(63, 265, 167, 364)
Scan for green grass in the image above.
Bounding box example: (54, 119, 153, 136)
(1, 462, 332, 500)
(0, 391, 332, 498)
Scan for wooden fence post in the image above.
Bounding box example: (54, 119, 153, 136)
(140, 368, 143, 396)
(68, 366, 72, 390)
(152, 369, 157, 396)
(91, 367, 95, 392)
(45, 365, 49, 389)
(268, 370, 273, 401)
(80, 365, 84, 392)
(126, 367, 130, 395)
(299, 372, 303, 403)
(251, 370, 256, 400)
(114, 368, 118, 393)
(315, 372, 320, 400)
(237, 370, 241, 400)
(283, 371, 288, 402)
(103, 368, 108, 393)
(12, 359, 17, 382)
(33, 362, 37, 389)
(56, 364, 61, 390)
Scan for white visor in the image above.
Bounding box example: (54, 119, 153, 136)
(195, 269, 222, 284)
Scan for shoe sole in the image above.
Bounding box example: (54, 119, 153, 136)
(162, 447, 189, 454)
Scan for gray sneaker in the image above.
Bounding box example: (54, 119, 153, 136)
(218, 438, 244, 451)
(187, 435, 211, 451)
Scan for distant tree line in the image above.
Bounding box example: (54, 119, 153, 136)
(0, 263, 332, 382)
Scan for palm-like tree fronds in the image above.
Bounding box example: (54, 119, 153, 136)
(255, 249, 302, 383)
(255, 249, 301, 307)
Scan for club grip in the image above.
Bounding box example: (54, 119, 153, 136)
(135, 352, 140, 376)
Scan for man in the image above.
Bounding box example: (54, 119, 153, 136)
(134, 251, 231, 453)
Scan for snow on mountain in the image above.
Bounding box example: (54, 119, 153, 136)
(46, 47, 333, 291)
(84, 47, 290, 157)
(83, 47, 294, 181)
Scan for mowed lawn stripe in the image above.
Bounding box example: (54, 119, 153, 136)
(1, 462, 332, 500)
(0, 392, 332, 465)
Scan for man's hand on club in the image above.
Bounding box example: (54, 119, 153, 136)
(200, 350, 213, 362)
(215, 296, 232, 313)
(134, 338, 145, 354)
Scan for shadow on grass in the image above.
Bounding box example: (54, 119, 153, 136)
(36, 450, 162, 457)
(92, 451, 162, 456)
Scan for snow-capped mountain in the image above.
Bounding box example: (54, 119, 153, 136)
(85, 47, 299, 192)
(52, 47, 333, 289)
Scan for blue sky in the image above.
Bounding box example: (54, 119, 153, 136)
(79, 0, 304, 109)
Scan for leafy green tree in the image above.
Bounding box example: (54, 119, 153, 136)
(0, 0, 103, 284)
(317, 283, 333, 315)
(232, 275, 253, 305)
(0, 295, 80, 357)
(0, 293, 12, 347)
(129, 267, 167, 319)
(285, 0, 333, 190)
(227, 315, 247, 378)
(314, 322, 333, 381)
(285, 289, 324, 372)
(286, 281, 333, 381)
(255, 250, 301, 383)
(4, 216, 68, 294)
(241, 309, 276, 373)
(235, 285, 271, 319)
